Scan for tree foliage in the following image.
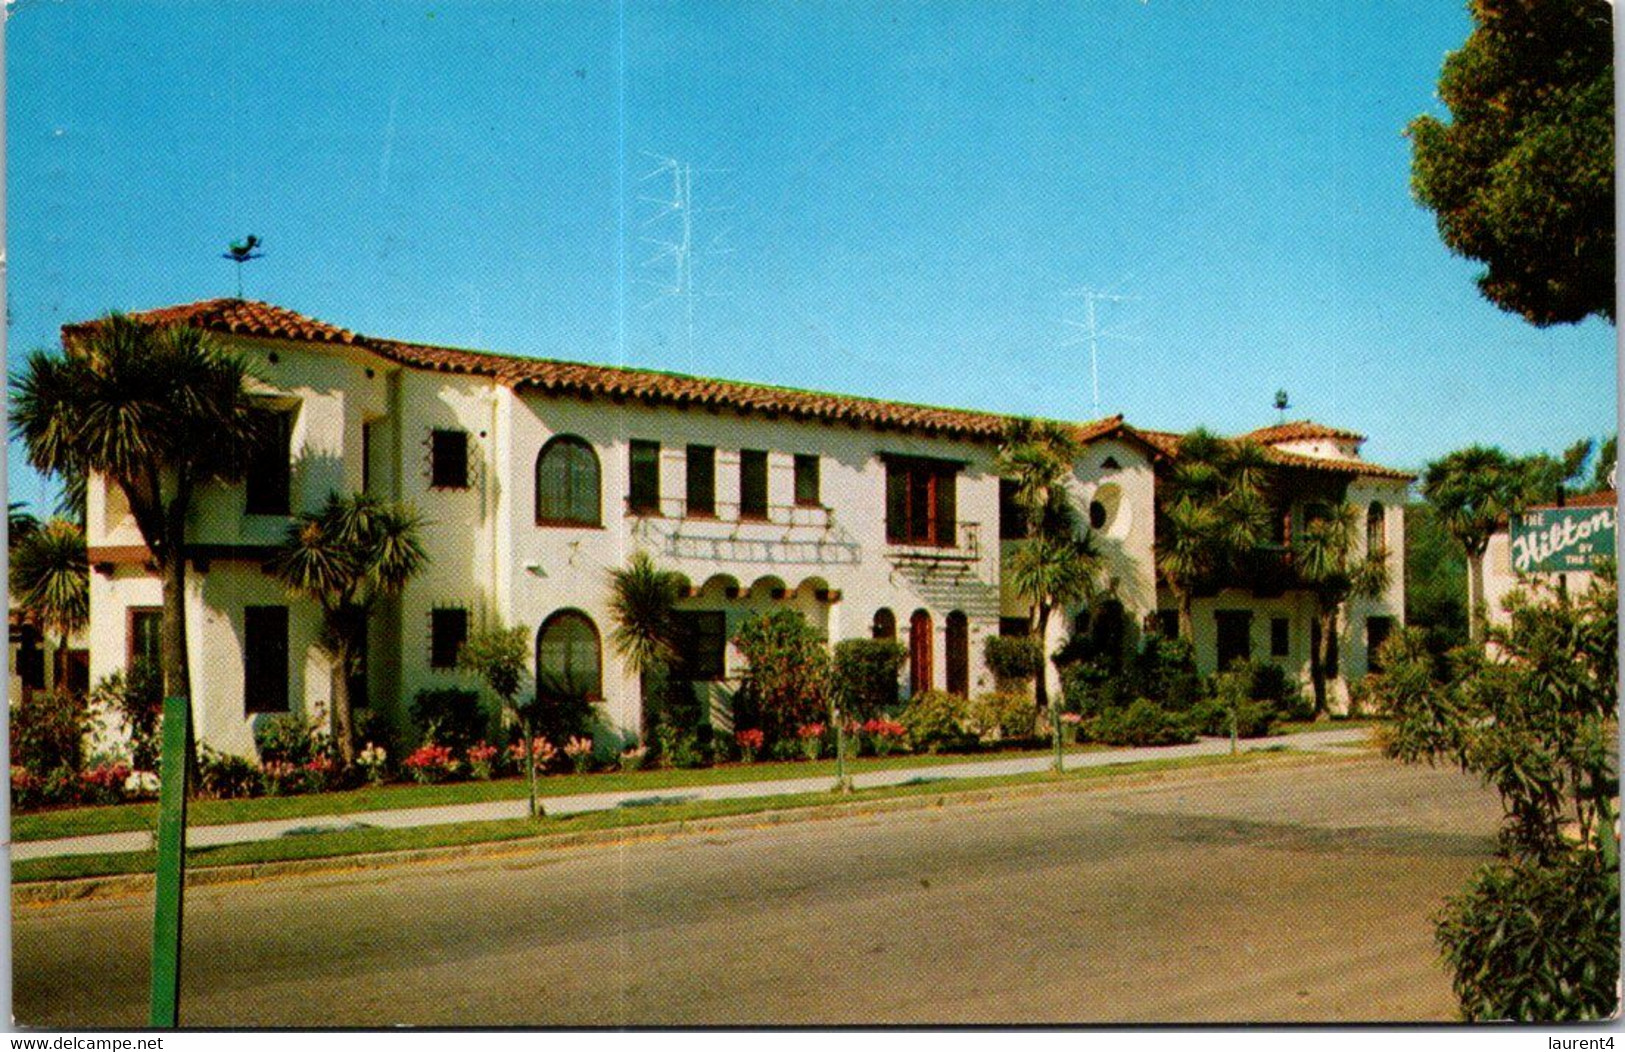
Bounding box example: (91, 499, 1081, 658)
(1404, 502, 1469, 653)
(731, 610, 829, 742)
(1408, 0, 1614, 326)
(1366, 571, 1618, 1021)
(1293, 502, 1390, 716)
(9, 518, 89, 658)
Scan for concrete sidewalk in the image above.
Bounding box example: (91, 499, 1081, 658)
(11, 727, 1371, 862)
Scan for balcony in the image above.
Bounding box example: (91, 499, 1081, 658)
(884, 521, 982, 565)
(626, 496, 857, 567)
(625, 496, 835, 531)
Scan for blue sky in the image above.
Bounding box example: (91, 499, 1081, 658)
(6, 0, 1616, 514)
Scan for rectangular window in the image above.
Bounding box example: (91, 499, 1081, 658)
(999, 479, 1028, 540)
(1367, 616, 1393, 671)
(629, 440, 660, 514)
(430, 608, 468, 669)
(999, 617, 1031, 637)
(884, 457, 960, 546)
(12, 623, 45, 690)
(245, 410, 293, 515)
(674, 611, 727, 681)
(128, 607, 163, 670)
(430, 429, 469, 489)
(1270, 617, 1290, 658)
(686, 445, 716, 517)
(793, 454, 821, 507)
(243, 606, 290, 714)
(739, 449, 768, 520)
(1156, 610, 1180, 639)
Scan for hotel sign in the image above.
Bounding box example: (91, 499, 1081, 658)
(1510, 505, 1617, 574)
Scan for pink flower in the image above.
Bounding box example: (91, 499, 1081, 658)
(797, 722, 826, 740)
(403, 744, 456, 770)
(509, 737, 557, 764)
(467, 742, 499, 764)
(863, 718, 906, 739)
(734, 729, 765, 750)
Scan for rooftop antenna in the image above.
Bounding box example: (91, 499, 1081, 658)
(1060, 284, 1141, 415)
(637, 154, 731, 368)
(1274, 389, 1291, 423)
(221, 235, 264, 298)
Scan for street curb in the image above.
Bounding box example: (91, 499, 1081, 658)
(13, 748, 1372, 907)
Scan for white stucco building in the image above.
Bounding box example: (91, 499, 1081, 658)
(74, 300, 1410, 756)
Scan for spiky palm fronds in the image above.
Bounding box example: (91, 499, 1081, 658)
(10, 518, 89, 644)
(606, 550, 683, 676)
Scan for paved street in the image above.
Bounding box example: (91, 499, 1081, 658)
(13, 754, 1501, 1027)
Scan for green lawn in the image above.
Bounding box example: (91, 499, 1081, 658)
(14, 741, 1117, 843)
(1274, 717, 1381, 736)
(12, 750, 1312, 885)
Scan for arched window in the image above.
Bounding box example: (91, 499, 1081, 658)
(945, 611, 969, 698)
(537, 610, 602, 701)
(1366, 502, 1387, 558)
(535, 435, 601, 526)
(872, 608, 896, 640)
(909, 609, 934, 696)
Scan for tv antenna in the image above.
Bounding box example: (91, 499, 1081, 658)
(221, 235, 264, 298)
(1060, 285, 1141, 415)
(637, 154, 732, 367)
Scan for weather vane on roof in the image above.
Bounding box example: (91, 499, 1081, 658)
(1274, 389, 1291, 423)
(222, 235, 264, 298)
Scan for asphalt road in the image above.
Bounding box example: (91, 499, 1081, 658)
(13, 755, 1504, 1027)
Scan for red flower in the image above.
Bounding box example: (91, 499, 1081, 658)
(734, 729, 765, 749)
(797, 722, 826, 739)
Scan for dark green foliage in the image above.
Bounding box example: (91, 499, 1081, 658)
(1128, 633, 1204, 711)
(1407, 0, 1614, 326)
(829, 638, 905, 720)
(969, 691, 1038, 741)
(1437, 853, 1619, 1022)
(10, 687, 90, 775)
(1059, 659, 1127, 719)
(197, 747, 261, 800)
(90, 660, 165, 770)
(408, 689, 489, 752)
(982, 635, 1043, 687)
(731, 610, 829, 742)
(900, 690, 975, 753)
(1086, 698, 1197, 747)
(253, 713, 326, 767)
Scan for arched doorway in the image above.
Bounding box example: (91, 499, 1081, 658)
(909, 609, 933, 696)
(945, 611, 969, 697)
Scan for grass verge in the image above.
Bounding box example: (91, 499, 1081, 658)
(14, 750, 1316, 886)
(13, 742, 1122, 843)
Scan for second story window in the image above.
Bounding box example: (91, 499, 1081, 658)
(430, 607, 468, 669)
(739, 449, 768, 520)
(245, 410, 293, 515)
(794, 454, 821, 507)
(884, 456, 959, 547)
(536, 435, 601, 526)
(687, 445, 716, 517)
(1366, 502, 1387, 557)
(430, 429, 469, 489)
(629, 440, 660, 514)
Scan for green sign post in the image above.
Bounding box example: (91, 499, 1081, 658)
(148, 694, 190, 1027)
(1510, 505, 1618, 574)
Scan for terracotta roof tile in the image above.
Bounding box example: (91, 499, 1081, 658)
(1527, 489, 1618, 511)
(64, 298, 359, 346)
(1244, 420, 1367, 444)
(1135, 427, 1412, 480)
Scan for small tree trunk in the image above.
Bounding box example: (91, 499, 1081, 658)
(1467, 552, 1487, 645)
(1177, 591, 1194, 645)
(329, 640, 356, 765)
(1033, 603, 1052, 712)
(523, 713, 540, 819)
(1310, 608, 1333, 718)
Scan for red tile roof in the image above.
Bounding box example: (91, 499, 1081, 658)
(1243, 421, 1367, 445)
(63, 298, 359, 347)
(1526, 489, 1618, 512)
(1135, 428, 1413, 481)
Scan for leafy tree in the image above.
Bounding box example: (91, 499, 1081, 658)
(1587, 433, 1616, 492)
(8, 503, 39, 550)
(606, 550, 684, 729)
(9, 518, 89, 687)
(1407, 0, 1614, 326)
(996, 419, 1102, 720)
(458, 625, 542, 818)
(731, 610, 829, 742)
(1403, 502, 1469, 652)
(269, 492, 427, 763)
(829, 638, 905, 721)
(11, 314, 269, 710)
(1421, 446, 1547, 644)
(1293, 503, 1390, 717)
(1367, 570, 1618, 1021)
(1155, 430, 1271, 642)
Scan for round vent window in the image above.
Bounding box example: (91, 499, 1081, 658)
(1089, 500, 1108, 530)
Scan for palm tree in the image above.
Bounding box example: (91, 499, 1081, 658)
(1295, 503, 1391, 717)
(1155, 431, 1271, 641)
(997, 419, 1102, 714)
(11, 314, 269, 707)
(269, 492, 427, 763)
(606, 550, 683, 728)
(1422, 446, 1542, 644)
(9, 518, 89, 688)
(8, 503, 40, 550)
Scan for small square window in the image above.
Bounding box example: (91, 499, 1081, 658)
(431, 429, 469, 489)
(430, 608, 469, 669)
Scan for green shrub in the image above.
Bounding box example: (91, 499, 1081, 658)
(732, 610, 829, 742)
(1086, 698, 1197, 747)
(900, 690, 974, 753)
(409, 688, 489, 752)
(253, 713, 327, 766)
(968, 691, 1037, 741)
(198, 746, 261, 799)
(830, 638, 905, 720)
(11, 687, 90, 776)
(1059, 659, 1127, 719)
(1188, 694, 1277, 739)
(1129, 634, 1205, 711)
(983, 635, 1043, 688)
(89, 660, 164, 770)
